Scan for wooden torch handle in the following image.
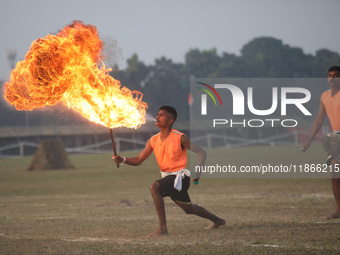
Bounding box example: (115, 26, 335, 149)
(110, 129, 120, 168)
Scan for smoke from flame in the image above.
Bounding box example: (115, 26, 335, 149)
(3, 21, 147, 129)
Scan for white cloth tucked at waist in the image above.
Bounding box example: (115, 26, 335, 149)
(161, 169, 191, 191)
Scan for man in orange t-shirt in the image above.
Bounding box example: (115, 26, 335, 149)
(303, 66, 340, 219)
(113, 106, 225, 237)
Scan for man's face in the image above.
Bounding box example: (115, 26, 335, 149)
(155, 110, 173, 128)
(328, 70, 340, 88)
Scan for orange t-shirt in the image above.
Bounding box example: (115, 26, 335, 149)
(322, 90, 340, 131)
(150, 129, 187, 172)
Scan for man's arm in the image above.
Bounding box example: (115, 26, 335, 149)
(181, 134, 207, 180)
(302, 95, 326, 151)
(113, 139, 153, 166)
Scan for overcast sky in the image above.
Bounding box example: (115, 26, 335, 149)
(0, 0, 339, 81)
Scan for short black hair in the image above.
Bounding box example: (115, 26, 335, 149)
(159, 105, 177, 122)
(328, 66, 340, 73)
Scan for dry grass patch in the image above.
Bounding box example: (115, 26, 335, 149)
(1, 146, 340, 254)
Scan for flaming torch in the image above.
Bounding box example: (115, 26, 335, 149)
(3, 21, 147, 167)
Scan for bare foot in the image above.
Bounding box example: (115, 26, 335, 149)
(205, 219, 226, 229)
(146, 228, 169, 238)
(325, 211, 340, 220)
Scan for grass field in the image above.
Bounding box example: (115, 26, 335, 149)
(1, 145, 340, 254)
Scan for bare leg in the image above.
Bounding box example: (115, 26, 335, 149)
(327, 159, 340, 219)
(147, 182, 168, 237)
(176, 202, 226, 229)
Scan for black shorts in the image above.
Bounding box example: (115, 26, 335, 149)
(325, 132, 340, 166)
(156, 175, 191, 204)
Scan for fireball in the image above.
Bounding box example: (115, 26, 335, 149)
(4, 21, 147, 129)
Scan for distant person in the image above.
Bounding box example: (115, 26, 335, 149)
(113, 105, 225, 237)
(302, 66, 340, 219)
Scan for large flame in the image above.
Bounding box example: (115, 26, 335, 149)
(4, 21, 147, 129)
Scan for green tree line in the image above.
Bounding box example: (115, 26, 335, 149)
(1, 36, 340, 126)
